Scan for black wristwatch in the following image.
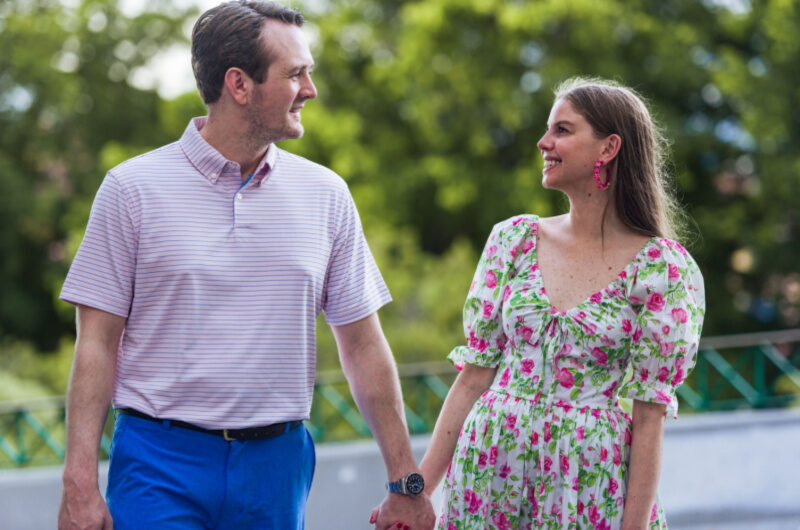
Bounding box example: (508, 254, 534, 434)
(386, 472, 425, 497)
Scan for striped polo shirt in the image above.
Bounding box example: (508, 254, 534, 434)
(60, 117, 391, 429)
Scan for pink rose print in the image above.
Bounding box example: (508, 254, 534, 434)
(657, 366, 670, 382)
(492, 511, 511, 530)
(595, 518, 611, 530)
(600, 447, 608, 462)
(577, 501, 584, 515)
(668, 263, 681, 280)
(512, 216, 524, 226)
(602, 381, 618, 399)
(621, 319, 632, 334)
(499, 464, 511, 478)
(503, 285, 511, 301)
(478, 451, 487, 468)
(660, 341, 674, 357)
(662, 325, 670, 335)
(651, 503, 659, 521)
(489, 445, 498, 465)
(520, 358, 535, 375)
(640, 368, 649, 382)
(656, 390, 671, 403)
(558, 368, 574, 388)
(496, 335, 507, 351)
(454, 361, 465, 371)
(482, 300, 494, 318)
(543, 456, 552, 472)
(583, 322, 598, 336)
(671, 369, 685, 386)
(646, 292, 666, 312)
(672, 307, 688, 323)
(464, 489, 483, 514)
(576, 426, 585, 441)
(648, 247, 662, 261)
(608, 478, 618, 495)
(485, 269, 498, 288)
(613, 444, 621, 466)
(486, 244, 497, 259)
(544, 422, 551, 443)
(499, 368, 510, 387)
(516, 325, 533, 343)
(505, 414, 517, 430)
(588, 504, 600, 524)
(590, 348, 608, 366)
(522, 239, 534, 255)
(590, 292, 603, 304)
(560, 455, 570, 474)
(632, 328, 643, 343)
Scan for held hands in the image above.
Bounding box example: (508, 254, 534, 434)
(369, 492, 435, 530)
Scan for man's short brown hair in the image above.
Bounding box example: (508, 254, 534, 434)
(191, 1, 304, 104)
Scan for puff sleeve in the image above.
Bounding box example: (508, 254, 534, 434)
(619, 239, 705, 418)
(448, 216, 533, 369)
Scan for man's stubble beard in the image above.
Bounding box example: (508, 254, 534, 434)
(246, 97, 303, 148)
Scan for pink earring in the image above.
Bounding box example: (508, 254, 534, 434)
(593, 160, 610, 189)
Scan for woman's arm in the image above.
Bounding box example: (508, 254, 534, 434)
(621, 399, 667, 530)
(419, 363, 497, 494)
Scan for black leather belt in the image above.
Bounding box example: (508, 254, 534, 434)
(117, 408, 302, 442)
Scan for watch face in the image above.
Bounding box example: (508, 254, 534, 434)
(406, 473, 424, 495)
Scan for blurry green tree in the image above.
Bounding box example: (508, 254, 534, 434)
(1, 0, 799, 389)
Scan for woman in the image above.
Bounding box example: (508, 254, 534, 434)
(418, 78, 704, 529)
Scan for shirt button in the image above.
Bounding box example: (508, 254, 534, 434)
(236, 193, 243, 200)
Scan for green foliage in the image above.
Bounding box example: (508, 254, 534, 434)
(1, 0, 799, 395)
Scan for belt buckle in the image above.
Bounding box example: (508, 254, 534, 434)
(223, 429, 236, 442)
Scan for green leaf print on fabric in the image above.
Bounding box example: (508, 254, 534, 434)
(441, 215, 705, 530)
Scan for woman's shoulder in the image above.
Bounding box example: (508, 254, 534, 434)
(489, 213, 540, 242)
(640, 237, 701, 273)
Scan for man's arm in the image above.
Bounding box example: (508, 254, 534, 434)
(58, 305, 125, 530)
(331, 313, 435, 530)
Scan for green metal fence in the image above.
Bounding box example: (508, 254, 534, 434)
(2, 329, 799, 468)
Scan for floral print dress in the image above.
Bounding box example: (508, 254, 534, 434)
(439, 215, 705, 530)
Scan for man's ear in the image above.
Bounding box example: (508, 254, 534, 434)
(602, 133, 622, 161)
(222, 67, 253, 105)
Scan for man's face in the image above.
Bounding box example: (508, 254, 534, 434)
(247, 20, 317, 145)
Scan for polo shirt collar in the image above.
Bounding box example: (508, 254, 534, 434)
(180, 116, 277, 186)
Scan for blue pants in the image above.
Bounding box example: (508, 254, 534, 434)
(106, 413, 315, 529)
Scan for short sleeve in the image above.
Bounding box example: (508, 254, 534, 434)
(448, 216, 533, 369)
(60, 173, 139, 318)
(322, 188, 391, 326)
(620, 240, 705, 418)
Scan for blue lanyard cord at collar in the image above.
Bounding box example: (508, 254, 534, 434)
(238, 172, 255, 191)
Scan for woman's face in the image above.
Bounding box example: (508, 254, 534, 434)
(536, 98, 606, 192)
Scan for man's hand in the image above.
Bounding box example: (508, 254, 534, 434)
(369, 493, 435, 530)
(58, 479, 113, 530)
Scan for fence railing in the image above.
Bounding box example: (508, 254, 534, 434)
(2, 329, 799, 468)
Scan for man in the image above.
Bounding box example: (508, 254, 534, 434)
(57, 2, 435, 529)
